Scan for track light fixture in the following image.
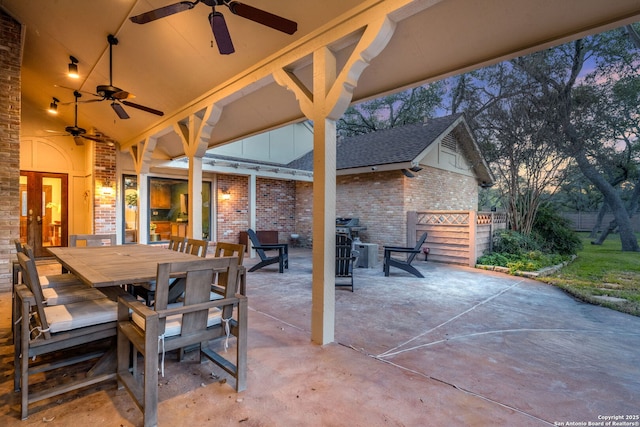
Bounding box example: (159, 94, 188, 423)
(48, 97, 59, 114)
(68, 55, 79, 79)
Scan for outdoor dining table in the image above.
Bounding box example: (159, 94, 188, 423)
(47, 244, 204, 289)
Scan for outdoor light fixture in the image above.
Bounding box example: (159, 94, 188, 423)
(48, 97, 59, 114)
(220, 188, 231, 200)
(401, 169, 415, 178)
(68, 56, 79, 79)
(102, 179, 113, 196)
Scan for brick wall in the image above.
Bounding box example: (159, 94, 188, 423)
(294, 167, 479, 252)
(93, 143, 116, 233)
(216, 175, 249, 242)
(216, 175, 295, 245)
(255, 177, 295, 243)
(0, 11, 22, 291)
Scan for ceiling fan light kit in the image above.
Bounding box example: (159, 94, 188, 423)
(130, 0, 298, 55)
(48, 97, 59, 114)
(67, 55, 79, 79)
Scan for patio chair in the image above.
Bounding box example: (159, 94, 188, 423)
(213, 242, 246, 296)
(246, 228, 288, 273)
(14, 252, 118, 420)
(383, 232, 428, 278)
(116, 257, 247, 427)
(185, 238, 208, 257)
(335, 234, 359, 292)
(168, 235, 187, 252)
(69, 234, 116, 247)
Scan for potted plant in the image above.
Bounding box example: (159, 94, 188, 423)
(150, 223, 159, 242)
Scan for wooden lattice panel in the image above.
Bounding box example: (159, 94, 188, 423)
(419, 212, 470, 225)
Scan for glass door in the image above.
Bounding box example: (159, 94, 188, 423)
(19, 171, 68, 257)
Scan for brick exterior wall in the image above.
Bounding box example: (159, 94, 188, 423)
(0, 11, 22, 291)
(216, 175, 249, 242)
(255, 177, 296, 243)
(294, 167, 479, 253)
(93, 143, 116, 233)
(216, 176, 295, 245)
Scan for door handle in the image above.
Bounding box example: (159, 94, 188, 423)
(36, 215, 42, 224)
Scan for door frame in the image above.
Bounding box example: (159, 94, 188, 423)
(19, 170, 69, 257)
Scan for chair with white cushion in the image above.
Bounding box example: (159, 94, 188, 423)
(14, 252, 118, 420)
(117, 256, 247, 427)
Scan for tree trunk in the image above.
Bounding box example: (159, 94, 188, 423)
(574, 151, 639, 251)
(589, 203, 608, 238)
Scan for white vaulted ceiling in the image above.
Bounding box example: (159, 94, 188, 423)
(3, 0, 640, 159)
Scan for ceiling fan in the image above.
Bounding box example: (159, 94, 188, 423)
(49, 91, 115, 146)
(130, 0, 298, 55)
(90, 34, 165, 119)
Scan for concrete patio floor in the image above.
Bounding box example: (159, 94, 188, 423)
(1, 247, 639, 426)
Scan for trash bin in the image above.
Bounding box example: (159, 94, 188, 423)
(354, 243, 378, 268)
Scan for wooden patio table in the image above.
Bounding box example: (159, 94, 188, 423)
(47, 244, 202, 288)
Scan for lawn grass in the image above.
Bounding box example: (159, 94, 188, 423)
(539, 232, 640, 316)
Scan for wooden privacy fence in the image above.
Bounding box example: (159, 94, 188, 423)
(407, 211, 507, 267)
(561, 212, 640, 232)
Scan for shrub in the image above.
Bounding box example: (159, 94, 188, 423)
(533, 204, 583, 255)
(492, 229, 541, 255)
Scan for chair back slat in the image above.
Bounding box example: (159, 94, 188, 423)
(335, 234, 353, 276)
(17, 252, 51, 339)
(246, 229, 267, 260)
(153, 257, 238, 336)
(214, 242, 245, 295)
(185, 238, 208, 257)
(407, 232, 428, 264)
(70, 234, 116, 247)
(168, 235, 187, 252)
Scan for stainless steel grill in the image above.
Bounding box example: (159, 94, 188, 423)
(336, 217, 367, 239)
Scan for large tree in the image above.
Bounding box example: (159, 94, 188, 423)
(513, 28, 639, 251)
(337, 84, 443, 137)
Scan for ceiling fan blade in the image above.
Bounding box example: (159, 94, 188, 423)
(121, 100, 165, 117)
(73, 136, 85, 146)
(80, 134, 105, 142)
(209, 11, 235, 55)
(227, 2, 297, 35)
(112, 90, 135, 100)
(111, 102, 130, 119)
(130, 1, 197, 24)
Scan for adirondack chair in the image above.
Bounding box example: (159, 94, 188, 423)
(117, 257, 247, 427)
(383, 232, 428, 278)
(335, 234, 359, 292)
(246, 228, 288, 273)
(14, 252, 118, 420)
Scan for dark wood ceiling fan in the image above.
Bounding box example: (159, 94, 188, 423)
(130, 0, 298, 55)
(48, 91, 115, 146)
(90, 34, 165, 120)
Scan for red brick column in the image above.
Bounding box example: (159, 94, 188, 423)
(0, 11, 22, 290)
(93, 143, 116, 234)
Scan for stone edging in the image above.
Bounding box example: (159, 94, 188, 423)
(475, 255, 577, 278)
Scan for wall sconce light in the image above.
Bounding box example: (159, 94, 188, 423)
(220, 188, 231, 200)
(48, 97, 59, 114)
(68, 56, 79, 79)
(102, 179, 114, 196)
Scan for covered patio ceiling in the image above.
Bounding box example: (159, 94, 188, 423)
(4, 0, 640, 159)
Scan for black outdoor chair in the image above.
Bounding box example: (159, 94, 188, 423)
(383, 232, 428, 278)
(335, 233, 359, 292)
(246, 228, 288, 273)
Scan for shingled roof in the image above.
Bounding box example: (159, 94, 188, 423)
(287, 113, 493, 185)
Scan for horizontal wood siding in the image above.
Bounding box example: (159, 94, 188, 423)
(408, 211, 507, 267)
